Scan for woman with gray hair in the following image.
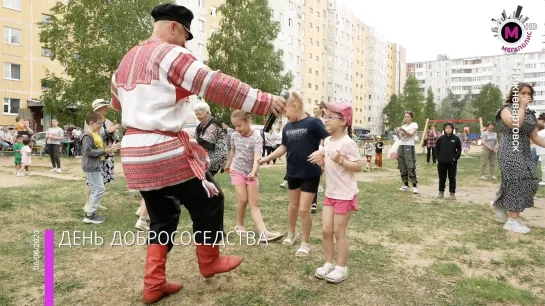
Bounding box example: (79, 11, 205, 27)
(193, 102, 228, 176)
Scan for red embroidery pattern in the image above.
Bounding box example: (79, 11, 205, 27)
(115, 40, 175, 91)
(111, 81, 121, 110)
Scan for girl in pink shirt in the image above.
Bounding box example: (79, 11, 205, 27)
(312, 101, 363, 284)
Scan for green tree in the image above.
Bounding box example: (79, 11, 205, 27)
(382, 94, 403, 131)
(39, 0, 172, 125)
(473, 83, 503, 124)
(437, 90, 456, 120)
(460, 101, 480, 133)
(400, 75, 426, 128)
(206, 0, 293, 124)
(423, 87, 437, 120)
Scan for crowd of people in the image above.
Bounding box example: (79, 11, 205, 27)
(0, 4, 542, 304)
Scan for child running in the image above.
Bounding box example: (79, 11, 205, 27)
(374, 136, 383, 169)
(259, 92, 329, 257)
(226, 110, 283, 242)
(363, 138, 373, 172)
(18, 138, 32, 176)
(13, 135, 24, 176)
(312, 101, 362, 283)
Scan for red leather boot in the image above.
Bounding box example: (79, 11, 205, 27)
(196, 244, 243, 278)
(142, 244, 182, 304)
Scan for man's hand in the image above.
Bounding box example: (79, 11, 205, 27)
(271, 95, 287, 117)
(258, 157, 269, 165)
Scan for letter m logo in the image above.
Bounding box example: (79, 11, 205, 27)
(504, 26, 519, 39)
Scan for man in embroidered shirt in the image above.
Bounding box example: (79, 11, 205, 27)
(111, 4, 286, 304)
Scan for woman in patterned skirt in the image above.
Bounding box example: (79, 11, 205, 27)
(493, 83, 545, 234)
(194, 102, 228, 176)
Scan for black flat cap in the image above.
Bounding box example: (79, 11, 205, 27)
(151, 4, 194, 41)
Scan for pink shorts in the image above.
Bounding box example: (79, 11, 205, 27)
(230, 170, 258, 186)
(324, 196, 358, 214)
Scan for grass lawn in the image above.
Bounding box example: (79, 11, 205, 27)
(0, 153, 544, 306)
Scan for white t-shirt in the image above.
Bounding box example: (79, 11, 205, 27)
(399, 122, 419, 146)
(535, 130, 545, 155)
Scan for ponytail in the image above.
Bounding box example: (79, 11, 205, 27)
(347, 126, 353, 138)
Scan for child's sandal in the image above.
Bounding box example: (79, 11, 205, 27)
(295, 242, 311, 257)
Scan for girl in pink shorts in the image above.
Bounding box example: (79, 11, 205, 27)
(224, 111, 283, 243)
(311, 101, 363, 284)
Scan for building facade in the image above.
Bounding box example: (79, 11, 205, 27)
(0, 0, 67, 129)
(407, 52, 545, 115)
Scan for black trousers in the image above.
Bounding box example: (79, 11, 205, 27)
(140, 172, 224, 252)
(264, 145, 276, 164)
(47, 144, 61, 168)
(437, 162, 457, 193)
(426, 147, 436, 164)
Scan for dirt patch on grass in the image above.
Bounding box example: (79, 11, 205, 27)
(0, 171, 42, 187)
(416, 181, 545, 229)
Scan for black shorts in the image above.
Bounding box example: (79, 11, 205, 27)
(287, 176, 321, 193)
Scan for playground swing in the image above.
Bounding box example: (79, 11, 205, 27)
(419, 117, 484, 148)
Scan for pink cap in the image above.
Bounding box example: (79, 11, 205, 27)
(322, 101, 353, 127)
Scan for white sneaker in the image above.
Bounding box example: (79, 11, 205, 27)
(315, 262, 335, 279)
(503, 219, 531, 234)
(135, 218, 150, 231)
(413, 188, 419, 194)
(539, 182, 545, 186)
(280, 181, 288, 189)
(491, 176, 497, 180)
(16, 172, 22, 177)
(98, 205, 108, 211)
(494, 206, 508, 222)
(56, 169, 62, 173)
(50, 168, 57, 172)
(325, 266, 348, 283)
(399, 186, 410, 191)
(480, 176, 487, 180)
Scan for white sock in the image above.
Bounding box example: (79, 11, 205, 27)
(335, 265, 347, 272)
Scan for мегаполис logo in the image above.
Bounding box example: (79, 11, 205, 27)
(491, 5, 537, 53)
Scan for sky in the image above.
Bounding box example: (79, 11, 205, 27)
(341, 0, 545, 63)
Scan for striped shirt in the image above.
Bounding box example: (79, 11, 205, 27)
(111, 39, 274, 191)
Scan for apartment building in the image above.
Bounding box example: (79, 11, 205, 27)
(407, 52, 545, 115)
(0, 0, 66, 129)
(300, 0, 328, 114)
(351, 20, 368, 130)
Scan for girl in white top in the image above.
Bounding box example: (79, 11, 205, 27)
(311, 101, 363, 284)
(225, 110, 283, 242)
(397, 111, 419, 194)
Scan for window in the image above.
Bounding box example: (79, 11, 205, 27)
(317, 12, 320, 17)
(41, 79, 49, 89)
(279, 13, 284, 24)
(308, 68, 312, 73)
(3, 98, 20, 114)
(287, 53, 292, 61)
(309, 38, 312, 44)
(198, 20, 205, 31)
(210, 6, 217, 17)
(3, 63, 20, 80)
(309, 53, 312, 59)
(289, 0, 293, 9)
(315, 85, 318, 90)
(3, 27, 21, 45)
(3, 0, 21, 10)
(198, 43, 204, 54)
(288, 18, 292, 26)
(210, 28, 216, 38)
(197, 0, 204, 8)
(288, 35, 293, 44)
(41, 48, 52, 57)
(308, 83, 312, 88)
(316, 26, 319, 32)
